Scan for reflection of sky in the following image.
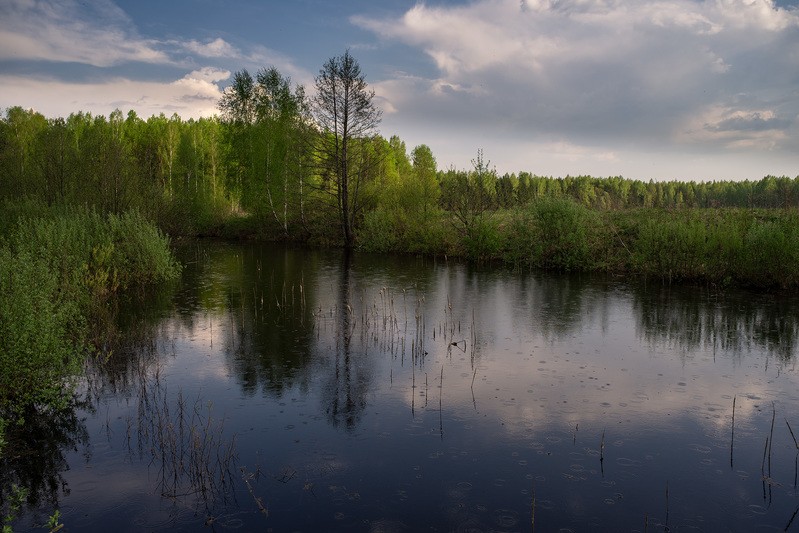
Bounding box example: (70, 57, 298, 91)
(40, 244, 799, 532)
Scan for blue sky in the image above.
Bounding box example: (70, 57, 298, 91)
(1, 0, 798, 180)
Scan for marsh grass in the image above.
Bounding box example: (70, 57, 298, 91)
(360, 202, 799, 290)
(0, 203, 179, 419)
(127, 367, 238, 510)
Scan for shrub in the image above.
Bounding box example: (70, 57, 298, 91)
(0, 206, 180, 418)
(463, 216, 503, 262)
(507, 197, 595, 271)
(359, 208, 402, 253)
(738, 217, 799, 288)
(0, 248, 80, 415)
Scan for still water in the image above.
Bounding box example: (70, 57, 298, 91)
(10, 241, 799, 531)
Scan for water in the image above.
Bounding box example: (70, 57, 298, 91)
(8, 241, 799, 531)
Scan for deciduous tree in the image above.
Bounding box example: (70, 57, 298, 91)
(311, 50, 382, 248)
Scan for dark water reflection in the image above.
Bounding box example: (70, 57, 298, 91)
(10, 241, 799, 532)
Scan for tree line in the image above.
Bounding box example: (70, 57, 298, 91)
(1, 51, 798, 247)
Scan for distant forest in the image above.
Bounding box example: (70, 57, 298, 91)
(1, 62, 798, 246)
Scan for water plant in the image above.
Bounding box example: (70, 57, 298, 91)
(0, 206, 179, 417)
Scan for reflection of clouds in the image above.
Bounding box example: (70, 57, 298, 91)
(160, 313, 232, 382)
(164, 243, 799, 443)
(368, 269, 799, 442)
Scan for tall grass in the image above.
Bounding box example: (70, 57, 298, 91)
(0, 248, 79, 416)
(0, 204, 180, 418)
(623, 209, 799, 288)
(357, 202, 799, 290)
(505, 197, 596, 271)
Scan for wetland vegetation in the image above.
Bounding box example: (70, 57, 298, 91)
(2, 52, 799, 530)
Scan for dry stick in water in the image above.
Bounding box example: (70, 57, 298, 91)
(787, 419, 799, 449)
(788, 419, 799, 488)
(600, 430, 605, 477)
(600, 430, 605, 461)
(785, 503, 799, 532)
(471, 367, 478, 410)
(439, 364, 444, 439)
(730, 395, 736, 469)
(769, 402, 776, 478)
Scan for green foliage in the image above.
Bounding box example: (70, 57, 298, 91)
(507, 197, 595, 271)
(2, 484, 28, 533)
(632, 214, 710, 281)
(621, 209, 799, 288)
(440, 150, 497, 235)
(359, 207, 401, 253)
(107, 211, 181, 287)
(47, 509, 62, 532)
(0, 418, 6, 456)
(463, 216, 503, 262)
(0, 204, 179, 418)
(0, 248, 81, 415)
(737, 214, 799, 288)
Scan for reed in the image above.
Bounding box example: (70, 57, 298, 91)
(126, 367, 238, 508)
(768, 402, 775, 478)
(730, 395, 736, 469)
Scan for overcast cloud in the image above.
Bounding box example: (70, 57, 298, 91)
(0, 0, 797, 179)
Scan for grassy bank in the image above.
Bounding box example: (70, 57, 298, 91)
(356, 199, 799, 290)
(0, 202, 180, 422)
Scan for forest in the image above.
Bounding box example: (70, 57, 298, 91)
(2, 54, 799, 288)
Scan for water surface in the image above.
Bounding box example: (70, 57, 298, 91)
(10, 241, 799, 531)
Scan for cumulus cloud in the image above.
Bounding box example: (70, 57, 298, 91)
(181, 38, 239, 59)
(680, 103, 794, 150)
(0, 70, 228, 119)
(0, 0, 170, 66)
(354, 0, 799, 166)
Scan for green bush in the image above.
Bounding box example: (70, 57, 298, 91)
(0, 248, 80, 415)
(507, 197, 595, 271)
(405, 210, 454, 256)
(632, 215, 709, 280)
(738, 217, 799, 288)
(0, 206, 180, 418)
(108, 211, 181, 287)
(463, 216, 503, 262)
(359, 207, 402, 253)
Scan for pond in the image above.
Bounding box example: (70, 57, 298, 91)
(8, 241, 799, 532)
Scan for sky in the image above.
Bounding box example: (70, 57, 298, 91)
(1, 0, 798, 181)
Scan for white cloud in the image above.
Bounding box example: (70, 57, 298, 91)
(355, 0, 799, 175)
(679, 104, 794, 150)
(0, 70, 227, 119)
(0, 0, 170, 66)
(182, 38, 239, 59)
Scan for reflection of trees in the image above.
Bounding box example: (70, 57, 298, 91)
(83, 278, 178, 401)
(633, 285, 799, 362)
(218, 244, 318, 397)
(322, 251, 370, 430)
(166, 242, 319, 398)
(0, 398, 90, 525)
(510, 271, 613, 340)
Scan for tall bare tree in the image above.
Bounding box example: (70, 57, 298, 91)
(311, 50, 381, 248)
